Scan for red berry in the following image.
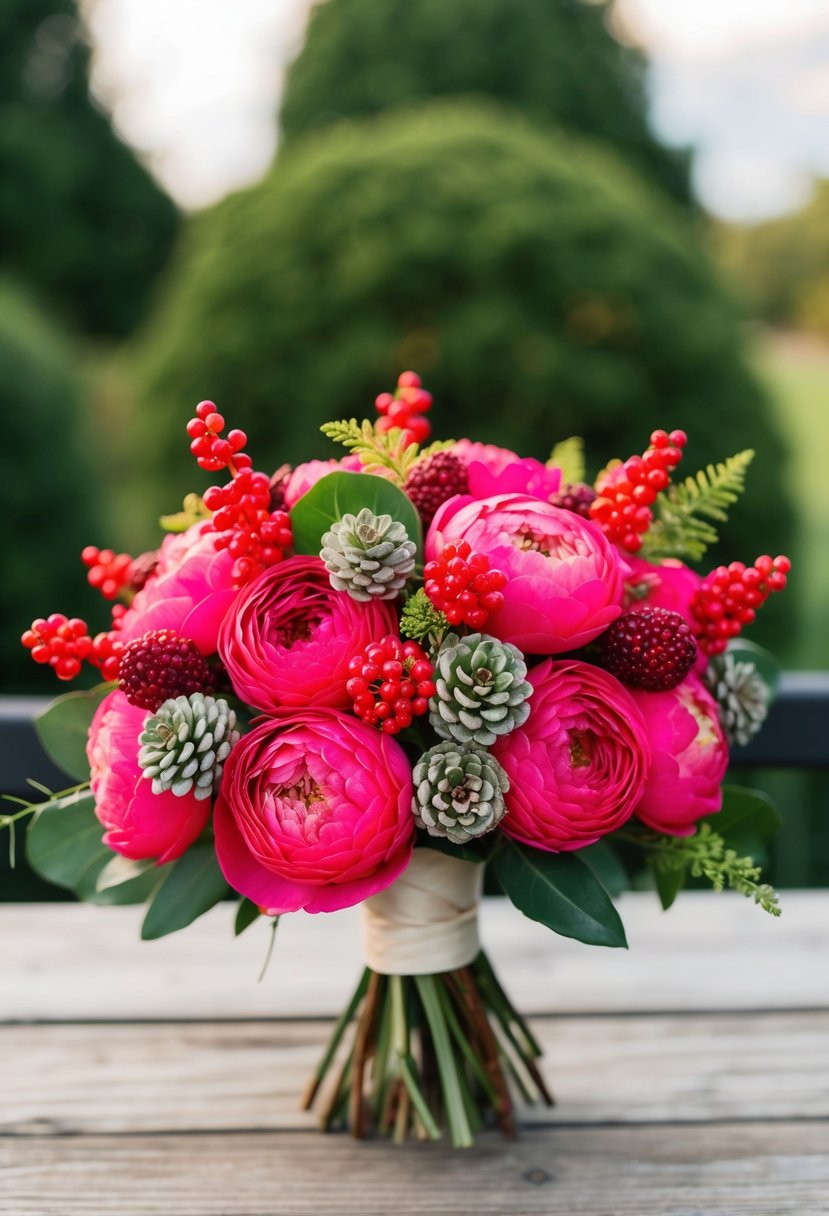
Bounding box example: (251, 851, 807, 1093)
(600, 607, 697, 691)
(118, 628, 214, 711)
(690, 554, 790, 655)
(424, 545, 507, 629)
(345, 635, 433, 730)
(590, 429, 686, 551)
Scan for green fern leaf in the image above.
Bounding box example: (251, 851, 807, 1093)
(642, 449, 754, 562)
(547, 436, 585, 484)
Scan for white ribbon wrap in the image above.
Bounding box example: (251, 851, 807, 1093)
(361, 849, 483, 976)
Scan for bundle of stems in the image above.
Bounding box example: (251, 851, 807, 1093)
(302, 951, 553, 1147)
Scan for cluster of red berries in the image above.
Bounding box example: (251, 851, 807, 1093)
(590, 429, 687, 552)
(691, 555, 791, 656)
(203, 468, 293, 588)
(346, 636, 436, 734)
(403, 451, 469, 528)
(81, 547, 134, 600)
(186, 401, 251, 473)
(599, 606, 697, 691)
(424, 541, 507, 629)
(375, 371, 432, 445)
(21, 615, 124, 682)
(118, 628, 213, 711)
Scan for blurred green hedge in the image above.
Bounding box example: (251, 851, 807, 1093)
(0, 281, 100, 691)
(280, 0, 690, 205)
(135, 102, 791, 589)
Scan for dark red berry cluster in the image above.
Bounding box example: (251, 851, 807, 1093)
(404, 451, 468, 528)
(549, 482, 596, 520)
(346, 636, 436, 734)
(21, 615, 124, 681)
(590, 429, 686, 552)
(424, 541, 507, 628)
(203, 469, 293, 588)
(118, 628, 214, 711)
(81, 547, 134, 600)
(375, 371, 432, 446)
(599, 606, 697, 692)
(691, 555, 791, 656)
(186, 401, 251, 473)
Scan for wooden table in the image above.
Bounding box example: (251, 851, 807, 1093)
(1, 891, 828, 1215)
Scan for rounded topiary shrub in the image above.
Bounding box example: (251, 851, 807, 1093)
(0, 283, 100, 691)
(279, 0, 690, 204)
(134, 103, 791, 575)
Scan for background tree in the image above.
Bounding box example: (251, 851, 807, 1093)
(134, 102, 791, 632)
(0, 0, 178, 337)
(279, 0, 691, 205)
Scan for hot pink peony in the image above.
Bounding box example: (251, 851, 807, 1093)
(283, 456, 363, 508)
(427, 493, 625, 653)
(218, 555, 397, 713)
(117, 522, 237, 655)
(492, 660, 651, 851)
(214, 711, 414, 913)
(87, 691, 210, 862)
(631, 674, 729, 835)
(451, 439, 561, 502)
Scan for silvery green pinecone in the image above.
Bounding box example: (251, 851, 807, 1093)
(320, 508, 417, 601)
(138, 693, 240, 800)
(413, 742, 510, 845)
(430, 632, 532, 746)
(706, 654, 771, 746)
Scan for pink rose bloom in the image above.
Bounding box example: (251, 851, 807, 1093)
(214, 711, 414, 913)
(117, 522, 237, 655)
(427, 493, 624, 653)
(492, 660, 651, 851)
(284, 455, 363, 508)
(625, 557, 706, 673)
(218, 555, 397, 713)
(632, 674, 729, 835)
(87, 691, 210, 863)
(452, 439, 561, 502)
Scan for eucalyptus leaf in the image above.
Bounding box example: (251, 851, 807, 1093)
(141, 840, 229, 941)
(493, 840, 627, 948)
(35, 688, 109, 782)
(708, 784, 782, 841)
(92, 854, 168, 906)
(290, 471, 422, 560)
(25, 790, 109, 897)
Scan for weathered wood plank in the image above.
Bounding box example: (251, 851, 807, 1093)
(2, 892, 826, 1022)
(2, 1011, 827, 1136)
(2, 1124, 827, 1215)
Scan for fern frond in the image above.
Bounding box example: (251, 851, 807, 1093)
(642, 449, 755, 562)
(320, 418, 443, 483)
(399, 588, 449, 647)
(547, 436, 585, 484)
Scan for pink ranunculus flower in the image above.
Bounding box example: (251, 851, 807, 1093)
(214, 711, 414, 913)
(631, 674, 729, 835)
(218, 555, 397, 713)
(492, 659, 651, 852)
(427, 493, 625, 653)
(117, 522, 237, 655)
(283, 455, 363, 509)
(451, 439, 561, 502)
(87, 691, 210, 863)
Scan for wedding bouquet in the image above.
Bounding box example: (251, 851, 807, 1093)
(6, 373, 790, 1147)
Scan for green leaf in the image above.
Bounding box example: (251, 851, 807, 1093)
(708, 784, 782, 842)
(141, 840, 229, 941)
(653, 862, 684, 911)
(416, 835, 489, 864)
(25, 790, 110, 897)
(289, 471, 422, 560)
(35, 688, 109, 782)
(578, 839, 628, 898)
(92, 854, 168, 906)
(159, 492, 211, 533)
(547, 435, 585, 484)
(234, 897, 261, 936)
(493, 840, 627, 948)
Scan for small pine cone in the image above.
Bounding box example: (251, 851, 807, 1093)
(599, 607, 697, 691)
(119, 628, 214, 711)
(430, 632, 532, 746)
(321, 508, 416, 601)
(138, 693, 240, 800)
(549, 482, 596, 519)
(404, 451, 468, 528)
(706, 653, 770, 746)
(413, 741, 509, 844)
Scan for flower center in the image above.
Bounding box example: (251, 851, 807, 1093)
(275, 772, 333, 844)
(568, 729, 594, 768)
(679, 687, 719, 749)
(514, 523, 591, 561)
(269, 608, 323, 649)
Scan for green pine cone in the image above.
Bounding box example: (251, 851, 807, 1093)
(413, 741, 509, 845)
(430, 632, 532, 746)
(321, 507, 416, 601)
(706, 653, 770, 746)
(138, 693, 240, 800)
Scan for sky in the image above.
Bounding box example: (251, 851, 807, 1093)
(83, 0, 829, 221)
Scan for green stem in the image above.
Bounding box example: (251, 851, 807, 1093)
(301, 968, 370, 1109)
(414, 975, 474, 1149)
